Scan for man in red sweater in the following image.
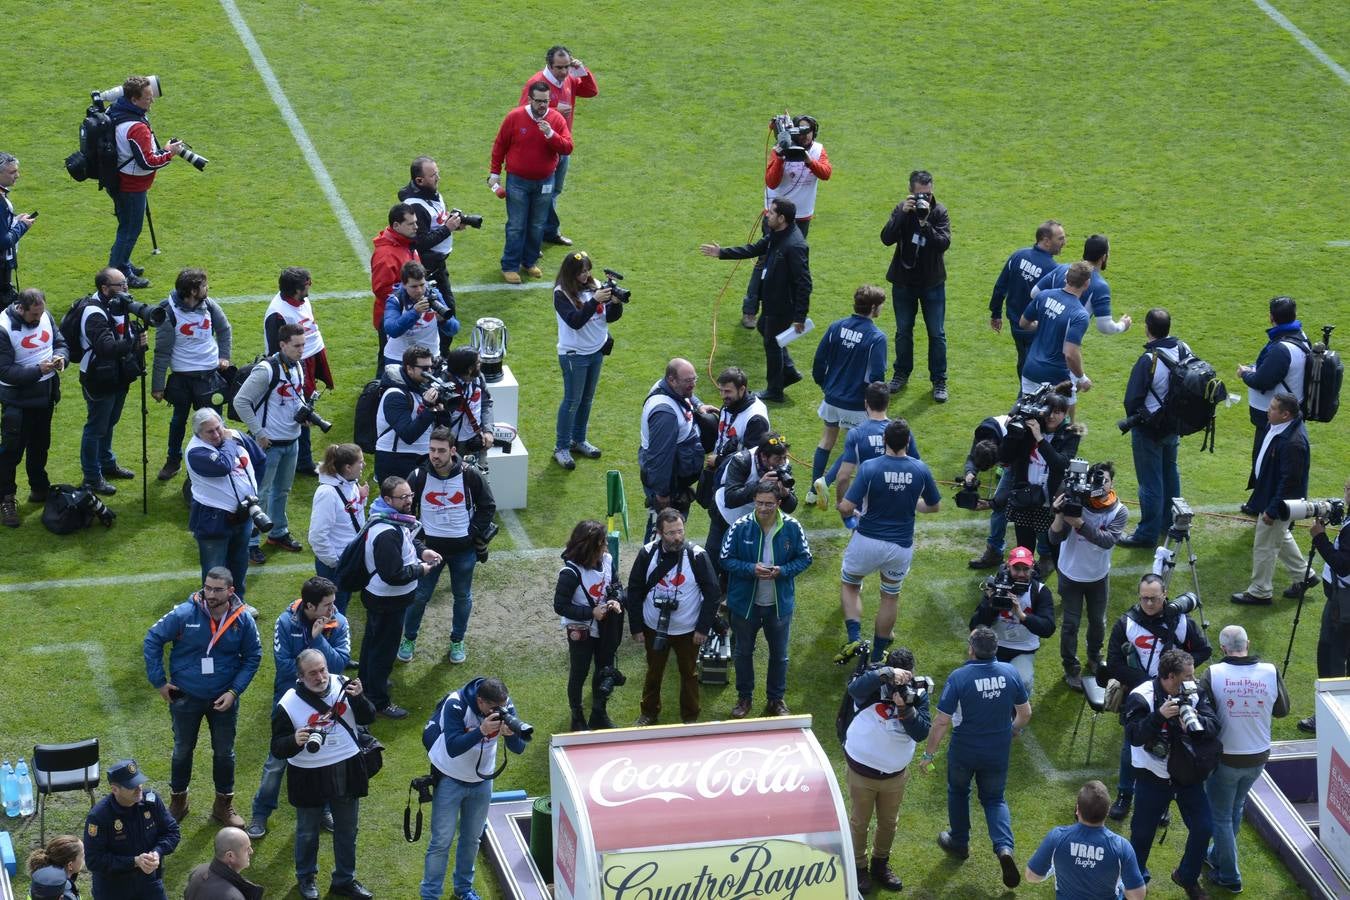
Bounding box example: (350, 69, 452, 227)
(489, 82, 573, 284)
(519, 46, 598, 248)
(107, 75, 183, 289)
(370, 203, 420, 368)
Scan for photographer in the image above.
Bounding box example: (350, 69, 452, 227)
(989, 220, 1065, 379)
(143, 566, 263, 829)
(398, 156, 468, 346)
(265, 267, 334, 476)
(106, 75, 183, 289)
(186, 409, 265, 600)
(271, 649, 375, 900)
(708, 432, 798, 574)
(399, 427, 497, 666)
(1018, 261, 1093, 402)
(309, 443, 368, 616)
(720, 479, 812, 718)
(969, 546, 1056, 694)
(995, 387, 1079, 577)
(360, 476, 442, 720)
(882, 170, 950, 402)
(374, 344, 448, 483)
(638, 358, 713, 535)
(1024, 780, 1146, 900)
(0, 152, 34, 304)
(712, 367, 770, 456)
(152, 267, 231, 481)
(626, 508, 721, 725)
(1302, 475, 1350, 734)
(1122, 647, 1219, 898)
(842, 648, 930, 893)
(552, 249, 622, 470)
(1234, 392, 1312, 604)
(234, 322, 309, 562)
(1238, 295, 1309, 458)
(247, 577, 352, 841)
(1118, 308, 1184, 548)
(439, 347, 495, 456)
(381, 261, 459, 369)
(1049, 461, 1128, 690)
(963, 410, 1011, 569)
(0, 288, 67, 526)
(1103, 574, 1211, 823)
(420, 677, 529, 900)
(554, 519, 625, 730)
(75, 268, 146, 495)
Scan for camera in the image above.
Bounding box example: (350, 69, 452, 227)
(984, 566, 1027, 611)
(473, 520, 500, 563)
(410, 773, 437, 804)
(293, 391, 333, 433)
(595, 665, 627, 701)
(80, 491, 116, 527)
(651, 591, 680, 651)
(107, 292, 167, 327)
(1060, 458, 1107, 518)
(1175, 680, 1204, 733)
(1278, 497, 1346, 526)
(882, 674, 934, 708)
(304, 729, 328, 753)
(1006, 383, 1054, 438)
(491, 705, 534, 740)
(768, 465, 795, 491)
(449, 208, 483, 229)
(1171, 497, 1195, 531)
(426, 294, 455, 319)
(771, 114, 809, 162)
(601, 269, 632, 303)
(1165, 591, 1200, 617)
(423, 361, 466, 408)
(908, 192, 932, 219)
(168, 138, 208, 171)
(238, 494, 273, 533)
(92, 75, 162, 109)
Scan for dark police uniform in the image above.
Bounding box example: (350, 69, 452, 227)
(83, 762, 180, 900)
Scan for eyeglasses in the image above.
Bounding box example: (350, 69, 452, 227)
(391, 493, 414, 501)
(106, 281, 128, 288)
(412, 363, 435, 371)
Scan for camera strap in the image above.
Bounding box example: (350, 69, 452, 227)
(643, 544, 693, 596)
(296, 676, 357, 743)
(404, 783, 424, 842)
(327, 483, 363, 534)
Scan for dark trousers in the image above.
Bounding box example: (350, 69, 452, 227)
(374, 449, 422, 485)
(890, 281, 947, 383)
(0, 403, 54, 496)
(169, 693, 239, 793)
(109, 189, 149, 273)
(1130, 770, 1213, 885)
(1012, 332, 1034, 380)
(359, 592, 413, 709)
(566, 613, 623, 710)
(759, 314, 798, 396)
(639, 629, 701, 722)
(742, 218, 810, 316)
(1317, 582, 1350, 677)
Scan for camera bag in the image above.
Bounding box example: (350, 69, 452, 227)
(1167, 728, 1221, 787)
(41, 484, 97, 535)
(224, 355, 282, 424)
(1281, 332, 1343, 423)
(1147, 343, 1224, 450)
(331, 515, 397, 593)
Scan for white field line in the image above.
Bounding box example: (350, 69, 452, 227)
(1328, 241, 1350, 248)
(30, 642, 130, 750)
(217, 0, 370, 269)
(1252, 0, 1350, 87)
(212, 283, 552, 305)
(498, 509, 535, 550)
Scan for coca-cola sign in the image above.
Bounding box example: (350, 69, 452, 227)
(564, 728, 839, 851)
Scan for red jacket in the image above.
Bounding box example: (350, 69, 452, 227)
(370, 228, 419, 329)
(519, 69, 598, 129)
(490, 106, 573, 181)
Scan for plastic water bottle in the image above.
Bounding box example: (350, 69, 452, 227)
(1, 759, 18, 817)
(16, 758, 34, 816)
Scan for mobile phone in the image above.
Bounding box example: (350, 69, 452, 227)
(168, 686, 184, 701)
(28, 211, 38, 219)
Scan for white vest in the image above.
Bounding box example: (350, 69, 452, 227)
(555, 289, 610, 355)
(559, 554, 613, 637)
(187, 434, 259, 511)
(0, 309, 57, 387)
(114, 120, 159, 176)
(363, 520, 418, 597)
(765, 142, 826, 218)
(78, 304, 127, 372)
(641, 542, 702, 635)
(277, 675, 359, 769)
(418, 468, 470, 539)
(1248, 337, 1307, 411)
(447, 378, 487, 444)
(845, 701, 918, 774)
(1142, 344, 1183, 415)
(1056, 501, 1126, 583)
(1209, 660, 1279, 756)
(1128, 680, 1171, 779)
(404, 194, 455, 258)
(715, 397, 769, 456)
(639, 386, 695, 450)
(169, 302, 220, 373)
(383, 291, 443, 364)
(992, 585, 1041, 653)
(264, 293, 325, 360)
(715, 453, 764, 526)
(428, 689, 497, 783)
(1122, 614, 1189, 678)
(375, 383, 431, 455)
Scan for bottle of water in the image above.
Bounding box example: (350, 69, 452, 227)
(1, 759, 18, 817)
(16, 758, 34, 816)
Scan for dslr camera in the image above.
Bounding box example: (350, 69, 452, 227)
(491, 705, 534, 740)
(449, 208, 483, 229)
(1165, 591, 1201, 618)
(1007, 383, 1054, 439)
(880, 672, 935, 708)
(304, 727, 329, 753)
(293, 391, 333, 433)
(770, 114, 809, 162)
(424, 362, 466, 408)
(107, 292, 167, 327)
(908, 191, 932, 219)
(651, 589, 680, 652)
(601, 269, 632, 303)
(238, 494, 273, 533)
(768, 465, 795, 491)
(1278, 497, 1346, 526)
(1174, 680, 1205, 733)
(167, 138, 209, 171)
(427, 294, 455, 319)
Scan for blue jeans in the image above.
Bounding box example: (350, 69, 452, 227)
(732, 604, 792, 702)
(315, 559, 352, 617)
(544, 153, 569, 239)
(404, 546, 478, 643)
(197, 517, 252, 601)
(890, 281, 947, 383)
(556, 350, 604, 450)
(1129, 431, 1181, 542)
(420, 775, 492, 899)
(946, 741, 1013, 853)
(1206, 761, 1263, 885)
(80, 386, 126, 482)
(250, 752, 287, 821)
(108, 189, 148, 273)
(987, 469, 1012, 553)
(169, 692, 239, 793)
(296, 794, 359, 883)
(1131, 773, 1212, 885)
(500, 173, 552, 272)
(250, 438, 299, 546)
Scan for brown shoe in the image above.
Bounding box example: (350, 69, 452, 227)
(730, 697, 753, 719)
(169, 790, 189, 822)
(765, 699, 790, 716)
(967, 546, 1001, 569)
(502, 270, 522, 285)
(522, 265, 543, 278)
(211, 792, 245, 828)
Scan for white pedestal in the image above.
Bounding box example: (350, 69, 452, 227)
(488, 364, 519, 426)
(1316, 678, 1350, 875)
(484, 434, 528, 510)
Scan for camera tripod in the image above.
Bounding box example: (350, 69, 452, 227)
(1155, 522, 1209, 631)
(1283, 535, 1322, 677)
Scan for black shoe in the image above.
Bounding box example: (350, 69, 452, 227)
(126, 274, 151, 290)
(248, 547, 266, 566)
(1108, 792, 1131, 821)
(1160, 808, 1172, 828)
(1116, 534, 1156, 548)
(782, 368, 803, 389)
(157, 458, 181, 481)
(26, 488, 48, 504)
(105, 465, 136, 479)
(932, 381, 949, 403)
(330, 879, 373, 899)
(1064, 669, 1084, 692)
(1, 495, 18, 527)
(296, 876, 319, 900)
(378, 703, 409, 720)
(346, 658, 360, 670)
(1284, 575, 1320, 599)
(589, 706, 615, 730)
(321, 809, 335, 832)
(1170, 868, 1208, 900)
(570, 708, 588, 731)
(1298, 716, 1317, 734)
(757, 391, 786, 403)
(1231, 591, 1272, 606)
(854, 863, 873, 894)
(543, 234, 574, 247)
(998, 849, 1021, 888)
(295, 463, 319, 477)
(84, 479, 116, 496)
(968, 546, 1002, 569)
(886, 376, 909, 394)
(128, 263, 145, 277)
(937, 830, 969, 860)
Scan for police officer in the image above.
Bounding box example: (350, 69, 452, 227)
(83, 759, 181, 900)
(921, 626, 1031, 890)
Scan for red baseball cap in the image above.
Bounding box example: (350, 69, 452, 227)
(1007, 547, 1035, 567)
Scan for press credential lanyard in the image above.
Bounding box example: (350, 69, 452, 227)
(201, 599, 246, 675)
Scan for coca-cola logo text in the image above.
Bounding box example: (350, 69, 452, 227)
(588, 743, 810, 808)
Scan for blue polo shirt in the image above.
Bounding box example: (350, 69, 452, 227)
(1027, 822, 1145, 900)
(992, 245, 1058, 337)
(844, 453, 939, 546)
(1035, 263, 1112, 319)
(938, 658, 1027, 745)
(841, 419, 920, 467)
(1022, 288, 1090, 385)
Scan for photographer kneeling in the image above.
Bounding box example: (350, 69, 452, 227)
(969, 547, 1055, 695)
(555, 519, 625, 730)
(842, 647, 931, 893)
(707, 432, 797, 573)
(186, 408, 266, 601)
(420, 677, 530, 900)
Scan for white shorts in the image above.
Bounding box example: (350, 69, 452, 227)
(841, 532, 913, 594)
(817, 401, 866, 430)
(1020, 376, 1077, 406)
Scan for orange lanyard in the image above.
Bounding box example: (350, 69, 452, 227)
(202, 601, 246, 656)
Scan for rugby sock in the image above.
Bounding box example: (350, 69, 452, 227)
(845, 619, 862, 643)
(871, 634, 894, 662)
(824, 453, 844, 487)
(812, 447, 830, 483)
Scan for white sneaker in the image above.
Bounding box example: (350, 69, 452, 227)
(805, 489, 818, 506)
(812, 477, 829, 510)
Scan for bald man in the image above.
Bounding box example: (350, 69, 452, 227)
(183, 826, 262, 899)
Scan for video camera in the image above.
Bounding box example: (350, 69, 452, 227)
(1171, 496, 1195, 532)
(1278, 497, 1346, 526)
(293, 391, 333, 433)
(1060, 458, 1109, 518)
(601, 269, 631, 303)
(771, 114, 809, 161)
(983, 566, 1029, 611)
(1007, 383, 1054, 439)
(424, 360, 466, 409)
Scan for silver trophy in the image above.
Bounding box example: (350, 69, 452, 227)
(471, 317, 508, 382)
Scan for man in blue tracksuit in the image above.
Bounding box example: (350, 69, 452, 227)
(989, 220, 1065, 379)
(143, 566, 263, 828)
(922, 626, 1032, 890)
(1031, 234, 1132, 338)
(807, 285, 887, 506)
(247, 575, 352, 839)
(719, 479, 812, 718)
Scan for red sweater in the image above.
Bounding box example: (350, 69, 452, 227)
(369, 228, 419, 329)
(519, 69, 598, 128)
(117, 121, 176, 192)
(490, 106, 573, 181)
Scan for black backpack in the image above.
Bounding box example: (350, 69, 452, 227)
(1286, 330, 1344, 423)
(1150, 343, 1225, 452)
(332, 515, 397, 593)
(57, 297, 92, 363)
(41, 484, 111, 534)
(224, 356, 281, 424)
(834, 653, 875, 744)
(1167, 729, 1222, 787)
(64, 104, 120, 193)
(353, 379, 386, 454)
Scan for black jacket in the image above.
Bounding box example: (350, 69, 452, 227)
(996, 422, 1080, 503)
(718, 223, 811, 322)
(970, 574, 1057, 659)
(1123, 674, 1221, 759)
(1122, 336, 1184, 441)
(1105, 606, 1212, 692)
(396, 180, 456, 268)
(79, 295, 142, 394)
(1246, 417, 1310, 518)
(721, 448, 799, 515)
(881, 199, 951, 289)
(184, 858, 264, 900)
(366, 516, 428, 604)
(963, 415, 1008, 480)
(0, 304, 68, 407)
